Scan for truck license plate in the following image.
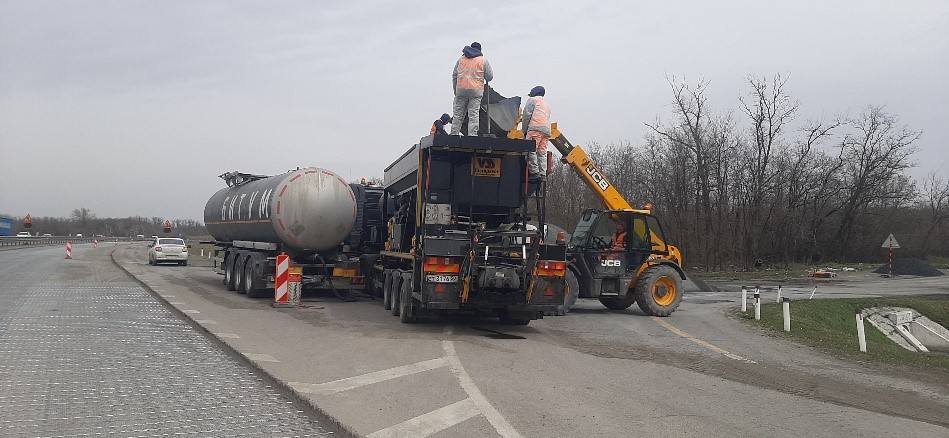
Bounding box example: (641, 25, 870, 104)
(425, 274, 459, 283)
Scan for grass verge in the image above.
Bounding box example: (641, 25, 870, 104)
(736, 294, 949, 370)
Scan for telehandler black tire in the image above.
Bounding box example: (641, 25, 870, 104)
(556, 269, 580, 315)
(598, 294, 635, 310)
(634, 265, 683, 316)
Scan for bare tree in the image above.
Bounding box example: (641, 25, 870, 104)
(919, 172, 949, 255)
(834, 106, 920, 258)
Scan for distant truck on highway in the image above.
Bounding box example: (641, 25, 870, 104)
(0, 216, 13, 236)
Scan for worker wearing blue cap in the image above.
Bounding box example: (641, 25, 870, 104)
(430, 113, 452, 135)
(522, 86, 551, 180)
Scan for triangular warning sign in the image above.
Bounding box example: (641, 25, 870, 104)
(881, 234, 900, 249)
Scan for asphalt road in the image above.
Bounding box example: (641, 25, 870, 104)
(109, 243, 949, 437)
(0, 244, 332, 437)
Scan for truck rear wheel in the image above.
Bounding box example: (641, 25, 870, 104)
(234, 253, 248, 294)
(599, 294, 635, 310)
(243, 254, 269, 298)
(382, 270, 393, 310)
(399, 275, 417, 323)
(224, 252, 238, 291)
(634, 265, 682, 316)
(390, 273, 402, 316)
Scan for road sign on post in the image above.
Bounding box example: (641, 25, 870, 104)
(881, 234, 900, 277)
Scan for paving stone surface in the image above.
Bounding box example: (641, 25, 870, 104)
(0, 251, 330, 437)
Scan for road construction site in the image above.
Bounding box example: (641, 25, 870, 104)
(102, 242, 949, 437)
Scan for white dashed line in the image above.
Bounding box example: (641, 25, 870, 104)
(168, 302, 185, 305)
(215, 333, 240, 339)
(652, 317, 756, 363)
(195, 319, 217, 324)
(182, 309, 200, 314)
(290, 358, 447, 395)
(366, 398, 479, 438)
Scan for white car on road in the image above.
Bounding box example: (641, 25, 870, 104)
(16, 232, 32, 237)
(147, 237, 189, 266)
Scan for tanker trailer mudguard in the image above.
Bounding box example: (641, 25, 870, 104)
(203, 168, 380, 297)
(379, 132, 568, 325)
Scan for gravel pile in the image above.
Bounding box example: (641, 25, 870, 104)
(873, 257, 945, 277)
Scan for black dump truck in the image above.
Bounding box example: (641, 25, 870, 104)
(373, 133, 568, 324)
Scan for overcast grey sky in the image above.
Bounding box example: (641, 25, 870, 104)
(1, 0, 947, 220)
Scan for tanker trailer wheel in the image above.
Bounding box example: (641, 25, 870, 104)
(399, 274, 418, 323)
(242, 255, 266, 298)
(633, 265, 682, 317)
(390, 273, 402, 317)
(233, 252, 248, 294)
(598, 293, 636, 311)
(224, 251, 238, 291)
(382, 270, 394, 310)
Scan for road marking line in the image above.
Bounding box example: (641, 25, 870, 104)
(182, 309, 200, 314)
(215, 332, 240, 339)
(168, 301, 185, 305)
(194, 319, 217, 324)
(366, 398, 479, 438)
(290, 358, 447, 395)
(652, 317, 756, 364)
(443, 327, 522, 438)
(245, 353, 280, 363)
(159, 295, 175, 298)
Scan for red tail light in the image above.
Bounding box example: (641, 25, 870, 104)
(535, 260, 566, 277)
(423, 256, 461, 273)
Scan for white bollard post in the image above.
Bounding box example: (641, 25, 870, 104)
(856, 312, 867, 352)
(754, 289, 761, 320)
(741, 286, 748, 312)
(809, 286, 817, 299)
(200, 249, 205, 257)
(782, 298, 791, 332)
(776, 285, 783, 303)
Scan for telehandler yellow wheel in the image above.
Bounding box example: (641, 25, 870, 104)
(634, 265, 682, 316)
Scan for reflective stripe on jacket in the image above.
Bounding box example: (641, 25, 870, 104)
(522, 96, 551, 137)
(455, 56, 486, 92)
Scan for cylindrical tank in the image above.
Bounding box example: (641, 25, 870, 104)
(204, 167, 356, 252)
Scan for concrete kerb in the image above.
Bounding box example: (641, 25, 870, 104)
(109, 245, 361, 438)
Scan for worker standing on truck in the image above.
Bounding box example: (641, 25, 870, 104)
(451, 42, 493, 136)
(431, 113, 451, 135)
(522, 86, 551, 180)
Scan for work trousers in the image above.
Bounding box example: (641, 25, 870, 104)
(450, 94, 482, 136)
(527, 130, 549, 177)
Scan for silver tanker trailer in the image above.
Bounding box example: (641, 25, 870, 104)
(204, 168, 385, 297)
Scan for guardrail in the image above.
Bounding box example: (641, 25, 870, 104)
(0, 236, 137, 248)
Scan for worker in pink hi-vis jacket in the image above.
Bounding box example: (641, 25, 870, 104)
(522, 86, 551, 181)
(451, 42, 494, 136)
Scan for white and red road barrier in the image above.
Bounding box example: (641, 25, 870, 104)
(64, 241, 73, 260)
(93, 240, 99, 248)
(273, 253, 301, 307)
